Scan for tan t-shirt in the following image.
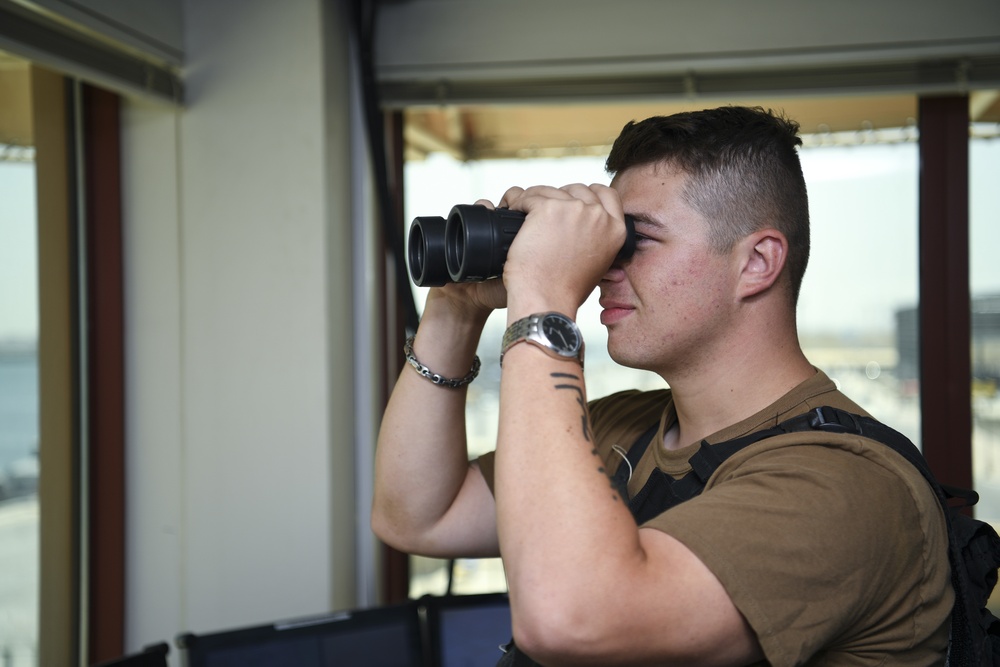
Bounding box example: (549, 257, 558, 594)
(477, 370, 952, 666)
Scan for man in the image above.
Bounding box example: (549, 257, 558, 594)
(372, 106, 952, 666)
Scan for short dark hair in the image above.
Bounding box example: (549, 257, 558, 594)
(606, 106, 810, 304)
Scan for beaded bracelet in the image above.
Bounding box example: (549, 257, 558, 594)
(403, 336, 481, 388)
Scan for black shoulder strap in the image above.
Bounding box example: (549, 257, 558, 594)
(610, 422, 658, 500)
(614, 405, 1000, 666)
(620, 407, 855, 523)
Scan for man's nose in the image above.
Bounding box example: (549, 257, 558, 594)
(601, 263, 626, 283)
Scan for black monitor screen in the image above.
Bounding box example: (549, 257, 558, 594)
(425, 594, 512, 667)
(178, 603, 423, 667)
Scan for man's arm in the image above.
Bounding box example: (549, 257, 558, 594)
(494, 183, 763, 666)
(496, 349, 762, 666)
(371, 287, 502, 559)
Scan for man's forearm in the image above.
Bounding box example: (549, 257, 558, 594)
(371, 299, 495, 555)
(495, 343, 643, 622)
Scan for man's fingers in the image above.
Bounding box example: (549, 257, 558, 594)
(498, 186, 526, 209)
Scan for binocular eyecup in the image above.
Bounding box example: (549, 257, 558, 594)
(407, 204, 636, 287)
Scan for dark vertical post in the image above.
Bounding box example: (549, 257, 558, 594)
(918, 95, 972, 491)
(81, 83, 125, 662)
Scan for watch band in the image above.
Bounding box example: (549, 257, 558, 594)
(500, 312, 584, 368)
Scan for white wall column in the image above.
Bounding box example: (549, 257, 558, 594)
(122, 0, 360, 654)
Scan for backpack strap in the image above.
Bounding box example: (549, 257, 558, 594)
(610, 422, 658, 501)
(615, 404, 1000, 666)
(621, 407, 857, 523)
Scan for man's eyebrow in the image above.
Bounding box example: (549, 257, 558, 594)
(628, 214, 665, 230)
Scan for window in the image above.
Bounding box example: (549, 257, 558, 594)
(402, 155, 653, 597)
(0, 57, 123, 666)
(971, 106, 1000, 527)
(0, 51, 40, 667)
(798, 129, 921, 446)
(400, 105, 925, 596)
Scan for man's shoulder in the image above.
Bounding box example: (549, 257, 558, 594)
(773, 369, 870, 419)
(710, 420, 947, 548)
(714, 368, 870, 442)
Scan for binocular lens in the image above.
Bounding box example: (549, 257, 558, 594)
(406, 204, 635, 287)
(445, 205, 524, 284)
(407, 216, 450, 287)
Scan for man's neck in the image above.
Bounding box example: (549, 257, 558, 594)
(660, 329, 815, 451)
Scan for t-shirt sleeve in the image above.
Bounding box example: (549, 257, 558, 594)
(646, 438, 951, 666)
(474, 389, 664, 497)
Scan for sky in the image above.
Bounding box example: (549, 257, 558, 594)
(0, 161, 37, 344)
(1, 136, 998, 343)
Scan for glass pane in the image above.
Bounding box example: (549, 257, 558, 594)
(971, 110, 1000, 527)
(0, 71, 40, 665)
(797, 131, 921, 447)
(404, 155, 660, 597)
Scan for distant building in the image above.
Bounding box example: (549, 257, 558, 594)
(973, 295, 1000, 385)
(896, 306, 919, 386)
(895, 294, 1000, 389)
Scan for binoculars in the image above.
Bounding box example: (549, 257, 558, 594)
(407, 204, 636, 287)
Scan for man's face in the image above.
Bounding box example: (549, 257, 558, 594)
(600, 162, 741, 376)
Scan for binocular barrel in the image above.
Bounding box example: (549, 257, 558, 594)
(407, 204, 636, 287)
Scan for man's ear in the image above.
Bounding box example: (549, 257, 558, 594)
(738, 229, 787, 299)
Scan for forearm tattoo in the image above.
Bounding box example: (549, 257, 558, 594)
(551, 372, 621, 503)
(551, 372, 591, 442)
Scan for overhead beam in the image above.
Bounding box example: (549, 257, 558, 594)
(0, 0, 182, 104)
(971, 89, 1000, 120)
(381, 57, 1000, 107)
(403, 123, 464, 160)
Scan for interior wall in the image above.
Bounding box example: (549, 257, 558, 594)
(121, 0, 358, 654)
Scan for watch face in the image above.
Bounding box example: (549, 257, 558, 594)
(541, 314, 581, 355)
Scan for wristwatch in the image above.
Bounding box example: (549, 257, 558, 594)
(500, 312, 584, 367)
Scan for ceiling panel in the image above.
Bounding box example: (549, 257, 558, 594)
(0, 51, 31, 147)
(404, 92, 1000, 161)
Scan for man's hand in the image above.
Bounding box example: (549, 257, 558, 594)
(498, 184, 628, 318)
(421, 196, 512, 320)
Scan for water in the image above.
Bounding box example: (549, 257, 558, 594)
(0, 352, 38, 664)
(0, 352, 38, 471)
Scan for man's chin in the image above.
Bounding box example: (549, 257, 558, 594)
(607, 344, 641, 370)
